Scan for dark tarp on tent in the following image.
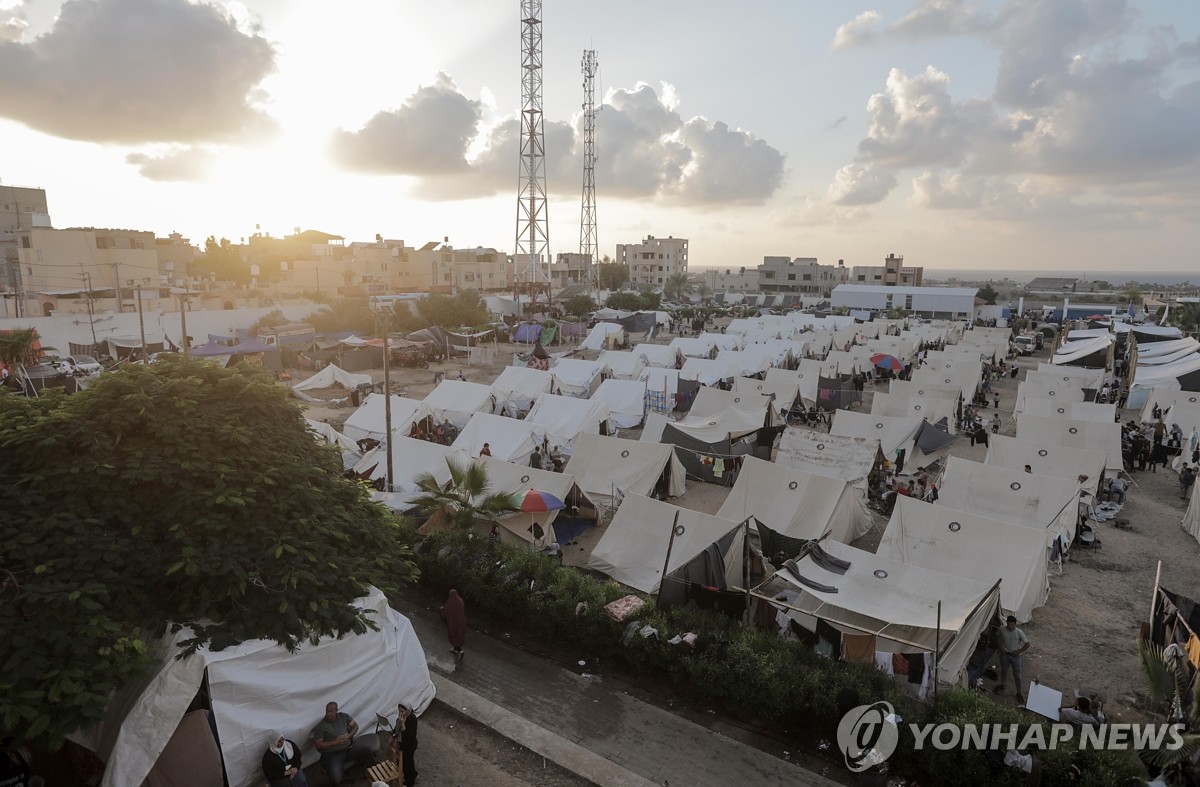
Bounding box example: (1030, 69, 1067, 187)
(557, 320, 588, 337)
(914, 418, 957, 454)
(406, 325, 493, 350)
(658, 526, 744, 609)
(660, 424, 768, 486)
(617, 312, 658, 336)
(513, 323, 542, 343)
(1133, 327, 1181, 344)
(817, 374, 859, 411)
(761, 296, 777, 308)
(675, 378, 702, 413)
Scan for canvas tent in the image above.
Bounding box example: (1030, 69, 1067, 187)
(1185, 477, 1200, 547)
(80, 587, 434, 787)
(910, 368, 978, 402)
(290, 364, 372, 403)
(888, 379, 960, 403)
(1015, 381, 1086, 411)
(647, 403, 773, 484)
(421, 380, 495, 428)
(351, 437, 467, 508)
(984, 435, 1104, 497)
(937, 456, 1079, 547)
(688, 386, 775, 420)
(451, 412, 547, 462)
(551, 358, 608, 397)
(1015, 414, 1123, 471)
(304, 418, 360, 455)
(1033, 364, 1107, 390)
(1020, 399, 1116, 423)
(1141, 390, 1200, 423)
(794, 359, 840, 405)
(830, 410, 925, 459)
(669, 337, 717, 359)
(879, 497, 1050, 623)
(597, 350, 648, 380)
(716, 456, 872, 543)
(698, 332, 743, 352)
(579, 322, 626, 350)
(525, 392, 612, 453)
(640, 365, 681, 396)
(1052, 335, 1114, 368)
(753, 540, 1000, 684)
(680, 357, 735, 386)
(715, 348, 773, 377)
(564, 432, 686, 508)
(633, 342, 681, 369)
(472, 456, 595, 546)
(590, 378, 648, 428)
(776, 430, 884, 495)
(490, 366, 555, 415)
(870, 392, 957, 431)
(341, 394, 429, 444)
(587, 494, 745, 596)
(733, 374, 800, 412)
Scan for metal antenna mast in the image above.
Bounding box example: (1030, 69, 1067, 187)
(579, 50, 599, 269)
(515, 0, 549, 285)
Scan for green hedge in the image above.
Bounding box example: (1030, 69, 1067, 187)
(406, 528, 1140, 785)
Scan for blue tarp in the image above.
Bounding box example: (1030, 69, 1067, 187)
(513, 323, 543, 343)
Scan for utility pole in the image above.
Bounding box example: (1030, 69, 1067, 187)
(178, 290, 190, 357)
(378, 306, 395, 492)
(130, 278, 148, 362)
(112, 262, 122, 312)
(79, 265, 98, 351)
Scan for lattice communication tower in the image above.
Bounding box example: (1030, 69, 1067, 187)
(515, 0, 549, 284)
(579, 50, 599, 269)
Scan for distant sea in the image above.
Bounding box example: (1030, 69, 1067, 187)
(916, 269, 1194, 287)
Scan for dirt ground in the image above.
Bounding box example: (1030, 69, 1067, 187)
(298, 326, 1200, 726)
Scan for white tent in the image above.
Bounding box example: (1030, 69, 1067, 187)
(597, 350, 648, 380)
(341, 394, 430, 444)
(1184, 476, 1200, 547)
(910, 367, 978, 402)
(351, 436, 468, 503)
(1015, 381, 1086, 411)
(984, 435, 1104, 497)
(304, 419, 360, 454)
(776, 430, 883, 494)
(717, 456, 872, 543)
(1052, 335, 1114, 367)
(1141, 390, 1200, 422)
(698, 332, 743, 351)
(525, 392, 612, 453)
(1033, 364, 1107, 390)
(591, 378, 648, 428)
(1129, 354, 1200, 405)
(1020, 399, 1116, 423)
(1016, 414, 1124, 471)
(640, 365, 681, 396)
(579, 322, 626, 351)
(632, 342, 681, 368)
(473, 456, 595, 546)
(733, 374, 800, 410)
(794, 359, 840, 405)
(452, 412, 547, 462)
(870, 392, 957, 431)
(290, 364, 372, 402)
(830, 410, 924, 458)
(680, 357, 735, 385)
(888, 379, 961, 402)
(689, 386, 774, 419)
(658, 401, 770, 443)
(551, 358, 608, 397)
(716, 348, 773, 377)
(422, 380, 495, 428)
(758, 540, 1000, 684)
(669, 336, 716, 359)
(564, 432, 686, 507)
(937, 456, 1079, 546)
(490, 366, 555, 415)
(82, 587, 434, 787)
(587, 494, 745, 594)
(879, 496, 1050, 623)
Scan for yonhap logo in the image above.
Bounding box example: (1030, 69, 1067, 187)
(836, 701, 899, 772)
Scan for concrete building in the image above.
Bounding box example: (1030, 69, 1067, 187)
(2, 184, 53, 317)
(155, 232, 200, 285)
(550, 252, 592, 289)
(831, 284, 978, 318)
(850, 253, 923, 287)
(757, 257, 848, 296)
(703, 267, 758, 293)
(616, 235, 688, 288)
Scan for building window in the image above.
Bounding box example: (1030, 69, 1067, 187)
(857, 275, 865, 281)
(787, 274, 795, 281)
(803, 274, 812, 281)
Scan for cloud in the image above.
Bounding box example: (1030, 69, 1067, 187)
(330, 73, 483, 176)
(0, 0, 26, 43)
(337, 80, 786, 207)
(832, 11, 882, 49)
(888, 0, 993, 39)
(126, 147, 215, 181)
(828, 162, 898, 205)
(0, 0, 275, 144)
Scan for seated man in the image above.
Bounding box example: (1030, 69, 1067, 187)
(311, 702, 380, 786)
(1107, 475, 1128, 505)
(1060, 695, 1102, 727)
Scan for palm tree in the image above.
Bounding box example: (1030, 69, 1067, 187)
(1137, 639, 1200, 783)
(1168, 302, 1200, 334)
(663, 272, 692, 301)
(695, 283, 713, 304)
(410, 458, 520, 529)
(0, 327, 48, 387)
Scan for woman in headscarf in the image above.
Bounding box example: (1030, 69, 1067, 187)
(441, 589, 467, 662)
(262, 731, 307, 787)
(394, 702, 420, 787)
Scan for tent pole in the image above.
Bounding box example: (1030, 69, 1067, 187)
(742, 517, 751, 625)
(934, 600, 941, 706)
(1149, 559, 1162, 634)
(657, 510, 682, 608)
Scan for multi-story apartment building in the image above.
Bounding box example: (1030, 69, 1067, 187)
(155, 232, 200, 285)
(2, 184, 53, 317)
(851, 253, 923, 287)
(703, 267, 758, 293)
(616, 235, 688, 288)
(757, 257, 849, 297)
(549, 252, 592, 289)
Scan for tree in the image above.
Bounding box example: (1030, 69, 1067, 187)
(407, 289, 488, 331)
(638, 292, 662, 310)
(198, 236, 249, 285)
(307, 297, 375, 335)
(563, 295, 596, 319)
(1122, 286, 1143, 304)
(597, 262, 629, 291)
(0, 357, 417, 746)
(1168, 302, 1200, 334)
(605, 292, 642, 311)
(663, 272, 692, 301)
(1136, 639, 1200, 782)
(977, 283, 999, 305)
(410, 458, 519, 530)
(0, 328, 46, 374)
(695, 283, 713, 304)
(249, 308, 290, 336)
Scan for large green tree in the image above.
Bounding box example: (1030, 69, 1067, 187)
(197, 236, 250, 285)
(0, 357, 417, 746)
(562, 295, 596, 319)
(410, 459, 519, 529)
(663, 272, 692, 301)
(597, 262, 629, 291)
(407, 289, 488, 331)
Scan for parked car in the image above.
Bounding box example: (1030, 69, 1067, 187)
(65, 354, 104, 375)
(1012, 335, 1036, 356)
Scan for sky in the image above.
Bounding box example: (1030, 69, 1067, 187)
(1, 0, 1199, 273)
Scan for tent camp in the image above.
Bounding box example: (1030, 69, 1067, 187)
(632, 342, 681, 369)
(775, 430, 884, 495)
(590, 378, 648, 428)
(640, 365, 681, 397)
(421, 380, 496, 428)
(525, 392, 613, 453)
(1185, 477, 1200, 547)
(680, 357, 735, 386)
(587, 494, 745, 597)
(937, 456, 1079, 547)
(752, 540, 1000, 684)
(564, 432, 686, 508)
(698, 332, 743, 352)
(78, 587, 434, 787)
(830, 410, 936, 461)
(910, 368, 979, 402)
(984, 434, 1104, 497)
(341, 394, 429, 444)
(551, 358, 608, 397)
(350, 437, 468, 510)
(794, 359, 840, 404)
(1052, 335, 1114, 368)
(715, 348, 773, 377)
(597, 350, 648, 380)
(1141, 390, 1200, 425)
(471, 456, 595, 546)
(644, 402, 772, 484)
(1015, 381, 1086, 411)
(669, 337, 717, 359)
(1020, 399, 1116, 423)
(733, 374, 800, 412)
(1016, 414, 1124, 471)
(490, 366, 555, 415)
(579, 322, 626, 351)
(879, 496, 1050, 623)
(290, 364, 372, 403)
(716, 456, 872, 543)
(688, 386, 775, 419)
(870, 392, 958, 431)
(887, 379, 961, 403)
(451, 412, 547, 462)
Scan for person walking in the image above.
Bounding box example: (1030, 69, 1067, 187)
(993, 616, 1030, 703)
(394, 703, 419, 787)
(442, 589, 467, 662)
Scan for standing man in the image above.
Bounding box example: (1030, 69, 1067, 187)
(311, 702, 380, 786)
(993, 616, 1031, 704)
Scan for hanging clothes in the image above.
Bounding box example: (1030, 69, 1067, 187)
(842, 633, 876, 664)
(713, 457, 725, 478)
